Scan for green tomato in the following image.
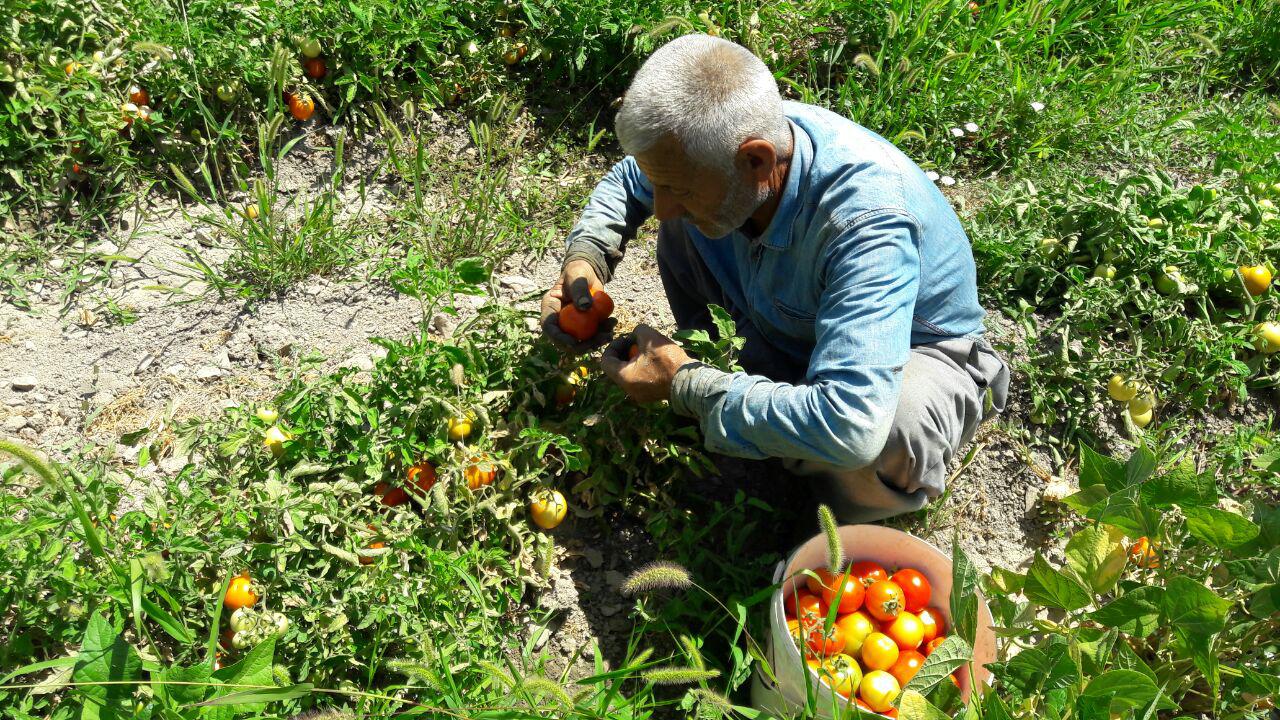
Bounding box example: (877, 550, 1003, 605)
(1093, 263, 1117, 280)
(229, 607, 255, 633)
(216, 83, 237, 102)
(231, 631, 251, 649)
(1128, 391, 1156, 415)
(300, 38, 322, 58)
(1260, 199, 1277, 211)
(1154, 266, 1184, 295)
(1036, 237, 1063, 260)
(1146, 217, 1167, 229)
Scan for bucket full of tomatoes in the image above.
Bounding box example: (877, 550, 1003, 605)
(751, 524, 997, 718)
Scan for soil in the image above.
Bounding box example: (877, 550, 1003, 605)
(3, 119, 1267, 687)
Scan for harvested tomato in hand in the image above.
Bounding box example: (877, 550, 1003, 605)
(860, 632, 899, 671)
(558, 305, 599, 341)
(891, 568, 931, 612)
(820, 573, 865, 614)
(865, 579, 905, 622)
(850, 560, 889, 587)
(917, 606, 944, 642)
(889, 649, 925, 686)
(589, 287, 614, 320)
(884, 611, 924, 650)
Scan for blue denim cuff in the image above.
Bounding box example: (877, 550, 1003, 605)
(670, 362, 730, 418)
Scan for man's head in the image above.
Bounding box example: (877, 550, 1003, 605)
(615, 34, 792, 238)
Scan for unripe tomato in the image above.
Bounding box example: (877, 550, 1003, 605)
(805, 622, 846, 657)
(916, 607, 944, 642)
(263, 425, 289, 457)
(890, 568, 931, 612)
(859, 670, 901, 713)
(448, 416, 472, 441)
(1128, 405, 1153, 429)
(255, 406, 277, 423)
(1253, 321, 1280, 354)
(888, 650, 926, 686)
(865, 580, 905, 622)
(860, 632, 899, 671)
(224, 573, 258, 610)
(530, 488, 567, 529)
(1127, 389, 1156, 414)
(300, 38, 322, 58)
(820, 573, 865, 613)
(836, 610, 876, 656)
(884, 611, 925, 650)
(229, 607, 255, 633)
(1037, 237, 1063, 259)
(127, 84, 149, 106)
(553, 381, 576, 406)
(1241, 265, 1272, 296)
(1107, 374, 1138, 402)
(502, 43, 528, 65)
(850, 560, 888, 588)
(817, 653, 862, 698)
(558, 305, 598, 341)
(216, 83, 237, 102)
(1092, 263, 1116, 280)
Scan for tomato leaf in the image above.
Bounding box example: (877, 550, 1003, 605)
(72, 612, 143, 717)
(1023, 554, 1091, 610)
(1065, 526, 1126, 594)
(1090, 586, 1164, 636)
(949, 533, 980, 645)
(897, 689, 950, 720)
(1181, 505, 1260, 549)
(903, 634, 971, 696)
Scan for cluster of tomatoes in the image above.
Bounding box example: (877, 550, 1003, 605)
(217, 572, 288, 666)
(785, 560, 952, 716)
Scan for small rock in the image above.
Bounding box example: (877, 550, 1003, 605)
(4, 397, 23, 407)
(3, 415, 28, 432)
(49, 257, 66, 271)
(25, 414, 46, 433)
(524, 317, 540, 333)
(580, 642, 595, 659)
(10, 376, 36, 392)
(599, 603, 623, 617)
(17, 427, 37, 443)
(195, 366, 223, 380)
(583, 548, 604, 569)
(30, 393, 47, 404)
(89, 240, 120, 256)
(1024, 487, 1039, 515)
(213, 347, 232, 370)
(163, 364, 188, 377)
(499, 274, 536, 291)
(604, 570, 627, 589)
(135, 353, 156, 375)
(348, 355, 375, 372)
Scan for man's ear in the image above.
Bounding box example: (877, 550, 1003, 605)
(737, 139, 777, 183)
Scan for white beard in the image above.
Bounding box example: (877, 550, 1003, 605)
(695, 176, 772, 239)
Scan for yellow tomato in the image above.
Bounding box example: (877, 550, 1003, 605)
(1241, 265, 1272, 296)
(255, 406, 277, 423)
(1253, 321, 1280, 354)
(858, 670, 901, 713)
(530, 488, 567, 530)
(1107, 374, 1138, 402)
(835, 610, 876, 657)
(448, 416, 472, 442)
(1128, 406, 1153, 429)
(263, 425, 290, 457)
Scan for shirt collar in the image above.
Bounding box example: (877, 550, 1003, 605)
(752, 118, 810, 251)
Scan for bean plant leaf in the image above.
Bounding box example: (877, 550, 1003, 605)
(1248, 583, 1280, 617)
(950, 536, 980, 645)
(1023, 554, 1091, 610)
(1080, 669, 1171, 712)
(1065, 526, 1126, 594)
(1079, 443, 1127, 492)
(982, 692, 1014, 720)
(1124, 446, 1157, 486)
(986, 635, 1077, 704)
(1090, 586, 1164, 637)
(197, 684, 313, 706)
(155, 662, 212, 706)
(72, 613, 143, 719)
(1181, 506, 1260, 549)
(1161, 576, 1230, 639)
(897, 689, 950, 720)
(904, 634, 972, 696)
(1140, 464, 1216, 508)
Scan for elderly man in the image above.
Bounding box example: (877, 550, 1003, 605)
(539, 34, 1009, 522)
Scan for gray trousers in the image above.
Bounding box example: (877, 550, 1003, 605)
(656, 220, 1010, 523)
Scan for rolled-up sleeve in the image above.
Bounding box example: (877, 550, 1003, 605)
(669, 210, 920, 468)
(563, 157, 654, 282)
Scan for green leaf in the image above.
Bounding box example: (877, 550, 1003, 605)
(1124, 447, 1157, 486)
(1080, 443, 1127, 492)
(1140, 464, 1216, 508)
(154, 663, 212, 706)
(210, 635, 278, 717)
(986, 635, 1077, 703)
(904, 635, 971, 696)
(196, 683, 313, 706)
(1065, 526, 1126, 594)
(1162, 576, 1230, 641)
(950, 536, 980, 645)
(897, 689, 950, 720)
(1182, 506, 1260, 549)
(140, 596, 193, 645)
(1090, 586, 1163, 636)
(72, 613, 142, 717)
(982, 692, 1014, 720)
(1248, 583, 1280, 616)
(453, 257, 490, 285)
(0, 656, 78, 685)
(1063, 484, 1109, 516)
(1080, 669, 1164, 711)
(1023, 554, 1091, 610)
(985, 567, 1024, 595)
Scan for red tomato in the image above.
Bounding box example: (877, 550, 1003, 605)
(589, 288, 614, 320)
(784, 590, 827, 623)
(884, 611, 924, 650)
(924, 636, 946, 655)
(865, 580, 905, 622)
(558, 305, 598, 341)
(917, 607, 944, 642)
(890, 568, 931, 613)
(821, 573, 865, 614)
(889, 650, 925, 686)
(850, 560, 889, 587)
(805, 623, 847, 657)
(806, 568, 838, 596)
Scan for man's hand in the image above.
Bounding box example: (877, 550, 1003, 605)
(600, 324, 693, 404)
(540, 259, 616, 354)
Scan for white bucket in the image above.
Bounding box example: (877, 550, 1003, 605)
(750, 525, 997, 718)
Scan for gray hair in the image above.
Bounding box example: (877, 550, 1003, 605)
(615, 34, 790, 176)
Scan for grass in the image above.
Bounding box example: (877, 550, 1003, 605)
(2, 0, 1280, 718)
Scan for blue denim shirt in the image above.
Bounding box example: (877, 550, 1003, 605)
(563, 101, 985, 468)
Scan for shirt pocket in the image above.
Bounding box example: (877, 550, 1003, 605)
(771, 298, 818, 343)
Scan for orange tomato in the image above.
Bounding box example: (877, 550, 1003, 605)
(373, 482, 409, 507)
(590, 288, 614, 320)
(1241, 265, 1272, 296)
(558, 305, 598, 341)
(805, 622, 846, 657)
(884, 611, 924, 650)
(359, 540, 385, 565)
(1129, 536, 1160, 568)
(304, 57, 327, 79)
(288, 94, 315, 121)
(888, 650, 925, 686)
(860, 632, 899, 671)
(821, 573, 865, 614)
(406, 461, 437, 495)
(127, 84, 149, 106)
(806, 568, 836, 595)
(924, 636, 946, 655)
(865, 580, 905, 622)
(917, 606, 944, 642)
(224, 573, 258, 610)
(464, 457, 497, 489)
